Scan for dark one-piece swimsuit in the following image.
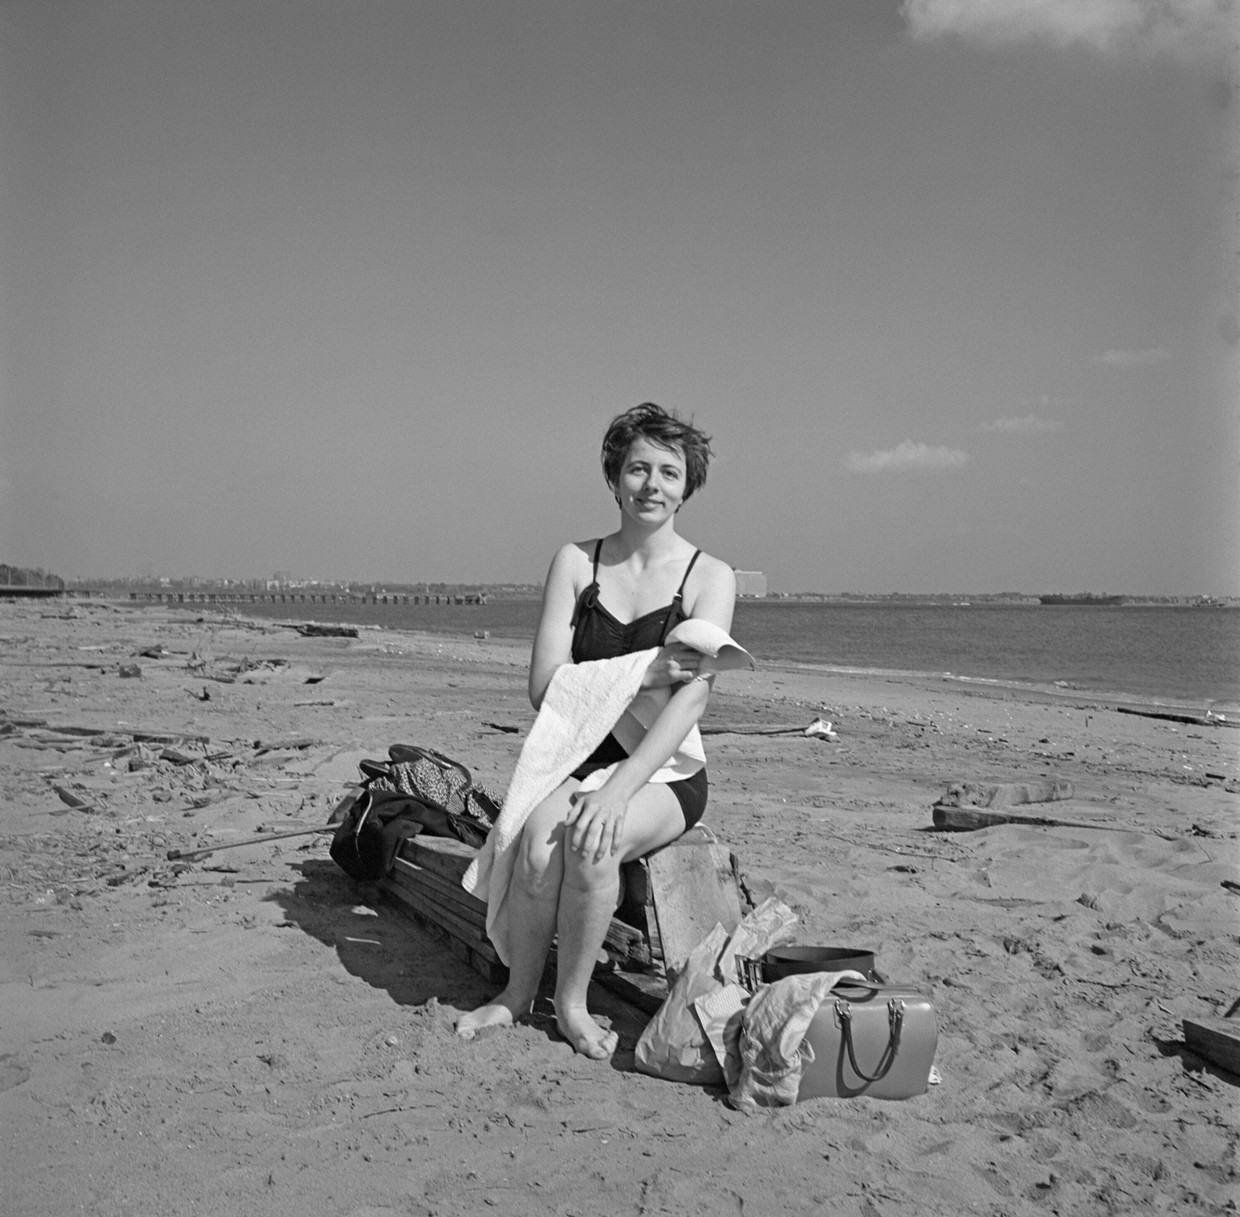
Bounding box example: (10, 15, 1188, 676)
(568, 540, 708, 831)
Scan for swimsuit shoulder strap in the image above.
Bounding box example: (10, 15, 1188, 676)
(660, 549, 702, 643)
(571, 540, 604, 632)
(674, 550, 702, 600)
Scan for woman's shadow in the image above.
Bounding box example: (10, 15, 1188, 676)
(266, 858, 651, 1068)
(266, 858, 483, 1012)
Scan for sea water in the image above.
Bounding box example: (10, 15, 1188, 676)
(229, 597, 1240, 713)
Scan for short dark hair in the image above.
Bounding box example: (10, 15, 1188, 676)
(600, 403, 713, 500)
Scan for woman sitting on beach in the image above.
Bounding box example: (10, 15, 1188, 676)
(455, 402, 737, 1059)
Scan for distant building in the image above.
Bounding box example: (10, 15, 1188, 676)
(734, 570, 767, 598)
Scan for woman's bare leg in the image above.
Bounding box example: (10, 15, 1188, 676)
(553, 783, 686, 1059)
(454, 783, 577, 1038)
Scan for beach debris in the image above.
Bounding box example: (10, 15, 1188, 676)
(50, 783, 102, 814)
(931, 806, 1141, 833)
(935, 779, 1074, 810)
(1182, 1016, 1240, 1080)
(482, 721, 520, 734)
(159, 746, 200, 766)
(165, 825, 333, 863)
(1117, 706, 1233, 728)
(252, 736, 318, 755)
(804, 718, 838, 741)
(295, 622, 358, 638)
(701, 721, 837, 738)
(117, 664, 142, 679)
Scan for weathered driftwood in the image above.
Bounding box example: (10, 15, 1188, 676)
(935, 779, 1074, 810)
(296, 622, 359, 638)
(933, 806, 1115, 832)
(931, 778, 1102, 832)
(1183, 1017, 1240, 1078)
(700, 723, 812, 736)
(1116, 706, 1225, 727)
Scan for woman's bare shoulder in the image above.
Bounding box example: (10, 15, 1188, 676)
(690, 551, 738, 590)
(544, 539, 598, 587)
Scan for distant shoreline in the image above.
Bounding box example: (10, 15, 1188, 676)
(38, 585, 1240, 610)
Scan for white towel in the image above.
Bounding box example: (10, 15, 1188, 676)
(461, 619, 752, 967)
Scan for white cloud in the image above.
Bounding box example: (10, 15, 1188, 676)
(847, 440, 970, 474)
(982, 415, 1066, 433)
(900, 0, 1232, 60)
(1092, 345, 1172, 366)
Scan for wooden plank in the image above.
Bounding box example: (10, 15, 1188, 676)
(381, 877, 496, 955)
(383, 894, 508, 985)
(390, 857, 651, 966)
(1183, 1017, 1240, 1076)
(700, 723, 812, 736)
(643, 839, 742, 983)
(386, 822, 739, 1000)
(1117, 706, 1220, 727)
(391, 859, 487, 922)
(935, 780, 1074, 810)
(400, 835, 477, 883)
(592, 964, 669, 1016)
(932, 806, 1124, 833)
(383, 872, 655, 999)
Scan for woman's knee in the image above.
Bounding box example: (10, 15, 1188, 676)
(561, 846, 621, 896)
(512, 798, 570, 896)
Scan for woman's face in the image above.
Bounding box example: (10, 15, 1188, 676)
(614, 436, 688, 525)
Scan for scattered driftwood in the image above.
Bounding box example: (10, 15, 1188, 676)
(166, 826, 333, 862)
(51, 783, 102, 814)
(296, 623, 358, 638)
(933, 780, 1086, 832)
(936, 780, 1075, 810)
(1117, 706, 1233, 728)
(252, 737, 318, 755)
(701, 722, 822, 737)
(1183, 1017, 1240, 1078)
(933, 807, 1123, 833)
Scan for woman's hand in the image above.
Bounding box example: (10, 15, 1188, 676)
(641, 643, 702, 689)
(565, 783, 631, 862)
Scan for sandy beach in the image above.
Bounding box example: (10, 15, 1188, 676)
(2, 597, 1237, 1217)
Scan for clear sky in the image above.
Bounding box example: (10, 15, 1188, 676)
(2, 0, 1236, 594)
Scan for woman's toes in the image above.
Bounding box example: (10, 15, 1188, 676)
(454, 1002, 516, 1040)
(554, 1004, 617, 1060)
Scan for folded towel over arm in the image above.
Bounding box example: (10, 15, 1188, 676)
(461, 620, 752, 966)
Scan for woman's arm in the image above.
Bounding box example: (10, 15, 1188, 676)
(605, 555, 736, 791)
(566, 557, 737, 856)
(528, 543, 584, 710)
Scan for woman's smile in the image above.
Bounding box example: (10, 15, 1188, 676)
(617, 437, 687, 521)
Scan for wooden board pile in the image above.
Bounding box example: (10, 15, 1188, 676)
(380, 825, 744, 1014)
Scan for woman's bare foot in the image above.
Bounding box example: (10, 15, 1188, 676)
(554, 1002, 619, 1060)
(454, 994, 527, 1040)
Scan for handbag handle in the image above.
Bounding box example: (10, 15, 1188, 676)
(835, 996, 904, 1084)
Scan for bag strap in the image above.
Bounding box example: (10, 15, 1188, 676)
(835, 995, 904, 1083)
